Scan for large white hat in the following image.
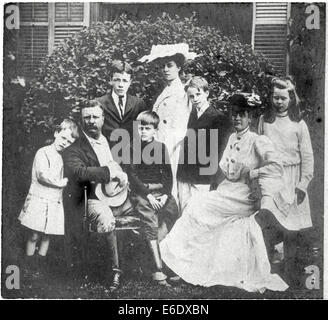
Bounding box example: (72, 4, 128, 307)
(139, 43, 198, 63)
(95, 180, 128, 207)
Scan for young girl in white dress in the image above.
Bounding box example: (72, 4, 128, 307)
(19, 119, 79, 275)
(257, 77, 314, 287)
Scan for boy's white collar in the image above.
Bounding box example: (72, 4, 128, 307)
(196, 101, 210, 114)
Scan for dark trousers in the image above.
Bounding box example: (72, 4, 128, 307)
(130, 193, 179, 241)
(255, 209, 300, 285)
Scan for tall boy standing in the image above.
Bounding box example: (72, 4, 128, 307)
(96, 60, 147, 147)
(177, 76, 231, 212)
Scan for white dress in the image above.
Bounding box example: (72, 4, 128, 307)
(258, 115, 314, 230)
(160, 128, 288, 292)
(153, 78, 190, 199)
(19, 144, 65, 235)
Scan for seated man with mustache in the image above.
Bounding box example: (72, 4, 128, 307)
(62, 100, 133, 292)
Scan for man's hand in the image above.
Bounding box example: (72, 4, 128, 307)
(107, 161, 122, 174)
(147, 194, 163, 211)
(296, 188, 306, 205)
(107, 162, 128, 187)
(115, 171, 128, 187)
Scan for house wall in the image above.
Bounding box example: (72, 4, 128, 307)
(98, 2, 253, 44)
(14, 2, 294, 78)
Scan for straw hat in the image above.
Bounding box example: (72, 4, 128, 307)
(139, 43, 198, 63)
(95, 180, 128, 207)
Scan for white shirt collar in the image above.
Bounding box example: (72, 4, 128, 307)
(196, 101, 210, 118)
(83, 131, 113, 165)
(83, 131, 107, 146)
(112, 90, 126, 105)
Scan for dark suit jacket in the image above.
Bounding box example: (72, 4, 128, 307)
(96, 91, 147, 148)
(177, 105, 232, 185)
(62, 131, 111, 236)
(127, 140, 173, 198)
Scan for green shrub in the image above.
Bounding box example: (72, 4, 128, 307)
(21, 13, 275, 146)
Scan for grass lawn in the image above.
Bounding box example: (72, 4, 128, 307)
(1, 223, 323, 300)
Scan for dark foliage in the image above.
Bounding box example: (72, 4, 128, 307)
(20, 14, 275, 149)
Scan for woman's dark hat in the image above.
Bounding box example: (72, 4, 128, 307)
(229, 94, 249, 109)
(229, 92, 262, 110)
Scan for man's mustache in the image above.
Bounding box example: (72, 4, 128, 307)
(86, 125, 97, 130)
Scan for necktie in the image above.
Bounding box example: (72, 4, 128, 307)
(118, 96, 124, 119)
(196, 107, 201, 119)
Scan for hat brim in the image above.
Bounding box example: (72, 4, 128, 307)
(138, 43, 198, 63)
(95, 182, 128, 207)
(139, 52, 198, 63)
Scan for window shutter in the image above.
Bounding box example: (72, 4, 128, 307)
(252, 2, 290, 75)
(17, 3, 90, 77)
(52, 3, 89, 50)
(18, 3, 49, 76)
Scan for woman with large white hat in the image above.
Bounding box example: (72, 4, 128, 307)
(139, 44, 198, 205)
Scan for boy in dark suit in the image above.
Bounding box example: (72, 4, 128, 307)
(127, 110, 179, 287)
(177, 76, 231, 212)
(96, 60, 147, 149)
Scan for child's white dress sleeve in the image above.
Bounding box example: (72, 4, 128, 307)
(297, 120, 314, 193)
(35, 149, 64, 188)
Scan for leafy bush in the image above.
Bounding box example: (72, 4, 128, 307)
(289, 3, 325, 124)
(21, 13, 275, 145)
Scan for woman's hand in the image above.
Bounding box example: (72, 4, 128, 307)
(295, 188, 306, 205)
(209, 183, 218, 191)
(248, 179, 262, 201)
(59, 177, 68, 188)
(147, 194, 163, 211)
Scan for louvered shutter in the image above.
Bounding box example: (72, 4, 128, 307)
(17, 3, 90, 77)
(18, 3, 49, 76)
(51, 2, 90, 50)
(252, 2, 290, 75)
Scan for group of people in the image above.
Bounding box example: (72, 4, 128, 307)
(18, 43, 314, 294)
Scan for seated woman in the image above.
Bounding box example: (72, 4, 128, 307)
(160, 94, 289, 292)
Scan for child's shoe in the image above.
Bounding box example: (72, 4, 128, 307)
(152, 271, 171, 287)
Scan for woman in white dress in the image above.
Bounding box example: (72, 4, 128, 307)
(160, 94, 288, 292)
(139, 44, 198, 201)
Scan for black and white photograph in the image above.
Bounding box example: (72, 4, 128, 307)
(1, 1, 325, 303)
